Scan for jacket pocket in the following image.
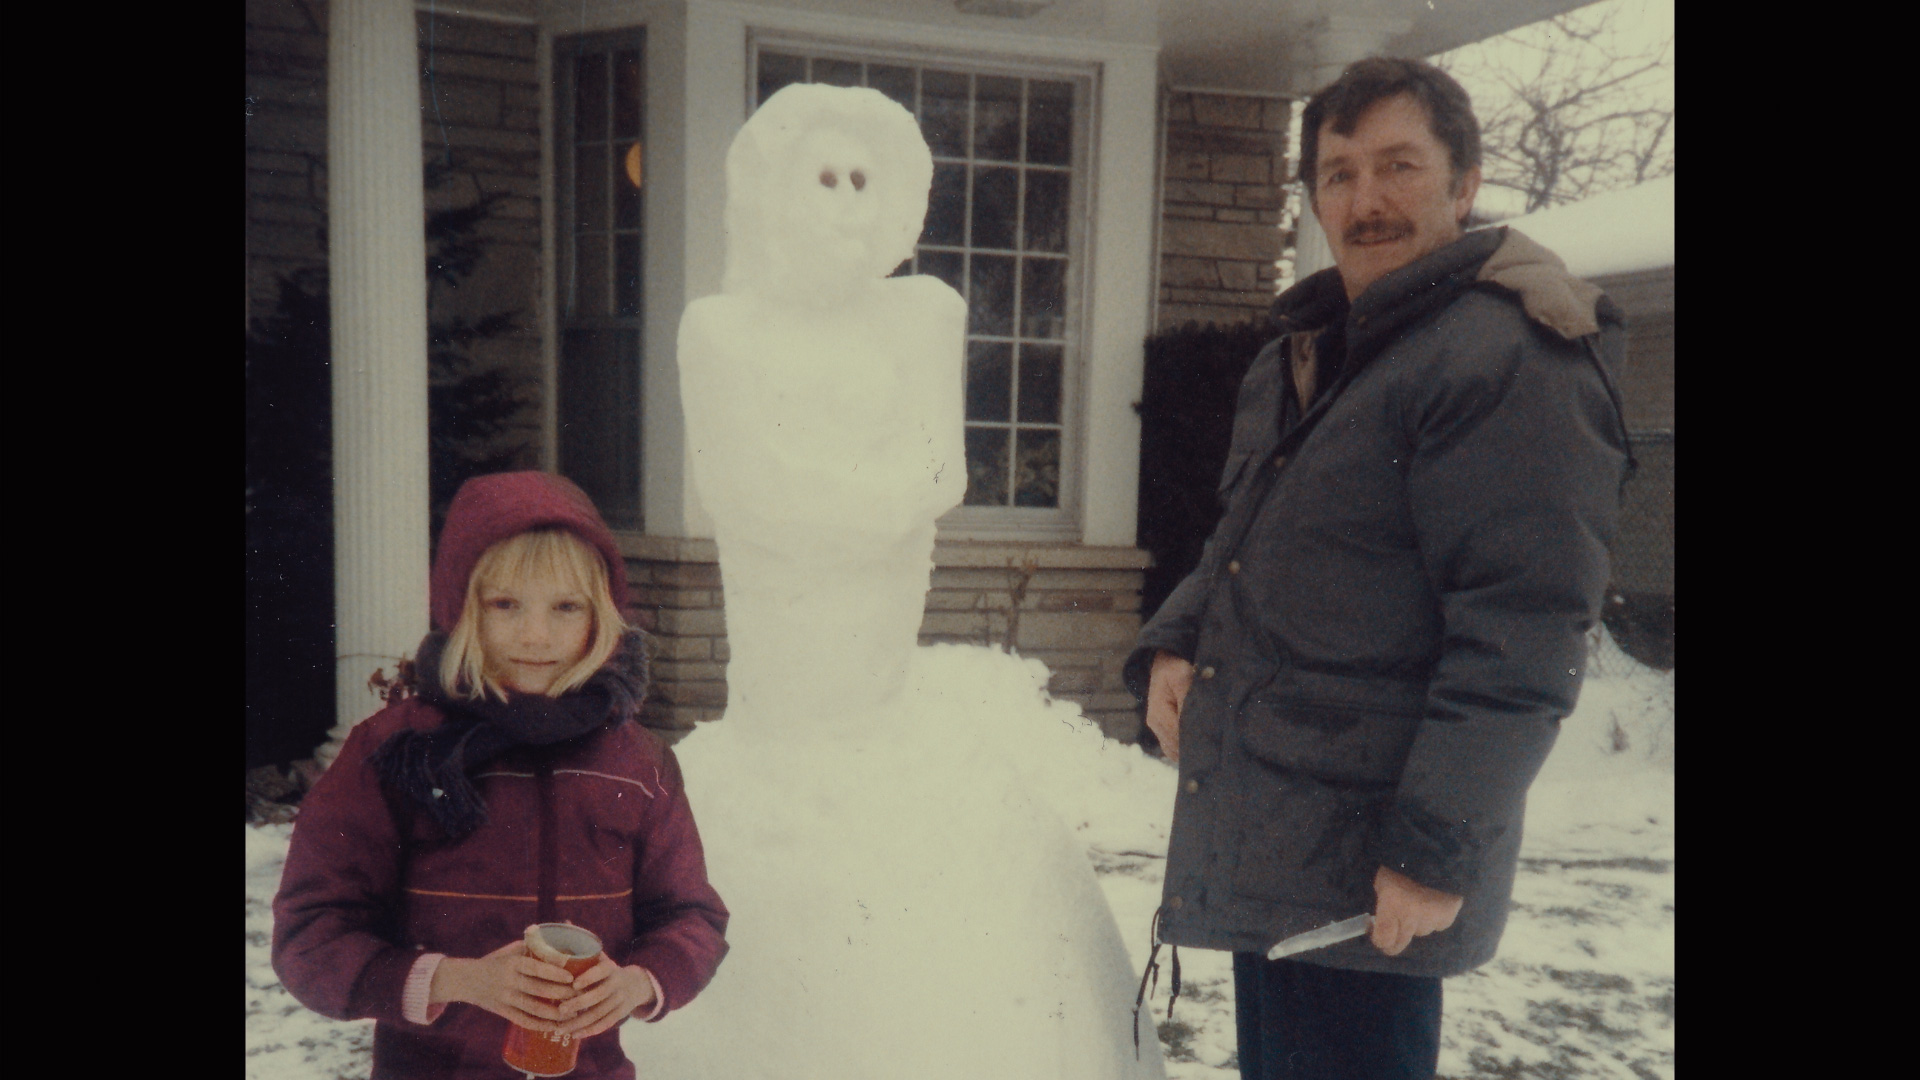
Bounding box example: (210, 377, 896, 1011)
(1238, 694, 1422, 787)
(1228, 768, 1385, 910)
(1226, 693, 1422, 909)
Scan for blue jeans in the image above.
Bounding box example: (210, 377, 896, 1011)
(1232, 953, 1443, 1080)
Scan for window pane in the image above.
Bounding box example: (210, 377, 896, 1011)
(575, 143, 608, 233)
(968, 254, 1016, 336)
(575, 52, 607, 142)
(1026, 80, 1072, 165)
(729, 49, 1083, 522)
(814, 57, 862, 88)
(973, 76, 1021, 162)
(1021, 257, 1065, 340)
(1023, 170, 1069, 253)
(917, 249, 964, 294)
(574, 234, 609, 316)
(964, 427, 1011, 506)
(615, 142, 641, 227)
(966, 341, 1012, 422)
(921, 70, 970, 158)
(613, 50, 642, 138)
(1013, 429, 1060, 507)
(869, 64, 915, 110)
(615, 233, 641, 318)
(925, 163, 967, 247)
(972, 75, 1022, 162)
(1017, 344, 1062, 423)
(971, 166, 1018, 251)
(758, 51, 806, 106)
(559, 328, 642, 528)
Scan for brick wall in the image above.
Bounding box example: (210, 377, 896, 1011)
(922, 543, 1150, 742)
(1157, 90, 1298, 331)
(617, 536, 731, 739)
(622, 538, 1151, 746)
(244, 0, 544, 402)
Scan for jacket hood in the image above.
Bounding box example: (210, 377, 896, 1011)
(1472, 227, 1607, 340)
(1268, 225, 1611, 343)
(430, 471, 629, 632)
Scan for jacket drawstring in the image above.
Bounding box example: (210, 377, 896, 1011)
(1131, 907, 1181, 1059)
(1582, 335, 1640, 495)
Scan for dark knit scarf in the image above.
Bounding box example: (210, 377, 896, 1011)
(370, 628, 649, 839)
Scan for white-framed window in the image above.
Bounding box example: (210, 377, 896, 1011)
(750, 37, 1094, 538)
(554, 29, 646, 530)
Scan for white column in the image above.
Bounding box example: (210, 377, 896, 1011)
(1289, 14, 1414, 281)
(318, 0, 431, 768)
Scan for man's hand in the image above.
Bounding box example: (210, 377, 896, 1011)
(554, 958, 658, 1039)
(1370, 865, 1464, 956)
(1145, 651, 1196, 763)
(429, 939, 578, 1031)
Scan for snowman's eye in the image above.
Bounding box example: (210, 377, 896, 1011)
(850, 170, 866, 191)
(819, 170, 838, 189)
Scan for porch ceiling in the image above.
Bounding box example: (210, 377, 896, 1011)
(1155, 0, 1602, 94)
(446, 0, 1598, 95)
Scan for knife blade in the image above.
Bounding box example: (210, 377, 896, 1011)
(1264, 913, 1374, 961)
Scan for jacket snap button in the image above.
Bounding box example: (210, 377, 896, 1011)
(1184, 779, 1199, 794)
(1227, 560, 1241, 575)
(1272, 455, 1287, 468)
(1169, 896, 1184, 910)
(1199, 666, 1216, 680)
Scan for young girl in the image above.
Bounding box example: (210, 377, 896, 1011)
(273, 471, 729, 1079)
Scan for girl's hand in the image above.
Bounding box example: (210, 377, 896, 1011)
(553, 958, 658, 1039)
(430, 939, 578, 1031)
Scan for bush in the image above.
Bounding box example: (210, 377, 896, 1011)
(1134, 319, 1276, 619)
(244, 184, 535, 769)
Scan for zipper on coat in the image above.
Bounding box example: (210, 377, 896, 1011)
(536, 758, 557, 923)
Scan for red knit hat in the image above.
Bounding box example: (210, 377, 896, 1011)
(430, 472, 628, 632)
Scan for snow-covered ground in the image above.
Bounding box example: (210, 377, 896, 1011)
(246, 631, 1671, 1079)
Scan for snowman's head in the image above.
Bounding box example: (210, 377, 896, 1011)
(722, 83, 932, 302)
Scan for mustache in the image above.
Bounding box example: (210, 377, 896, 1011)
(1343, 219, 1415, 245)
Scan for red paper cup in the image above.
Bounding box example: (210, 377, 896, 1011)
(501, 923, 604, 1078)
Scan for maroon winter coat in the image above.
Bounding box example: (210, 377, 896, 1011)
(272, 473, 729, 1079)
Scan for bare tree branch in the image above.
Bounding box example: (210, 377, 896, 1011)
(1437, 1, 1675, 214)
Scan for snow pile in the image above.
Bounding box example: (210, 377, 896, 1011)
(246, 823, 374, 1078)
(1495, 175, 1674, 278)
(1524, 627, 1675, 849)
(1430, 628, 1674, 1080)
(640, 644, 1166, 1079)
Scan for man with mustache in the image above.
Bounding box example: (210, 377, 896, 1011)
(1127, 57, 1633, 1079)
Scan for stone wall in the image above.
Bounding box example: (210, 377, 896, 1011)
(622, 539, 1151, 745)
(1157, 90, 1297, 331)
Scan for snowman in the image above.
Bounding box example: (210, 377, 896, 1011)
(631, 83, 1168, 1080)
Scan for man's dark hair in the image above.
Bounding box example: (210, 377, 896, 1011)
(1297, 56, 1481, 198)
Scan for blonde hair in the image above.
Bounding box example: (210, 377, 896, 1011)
(441, 528, 629, 701)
